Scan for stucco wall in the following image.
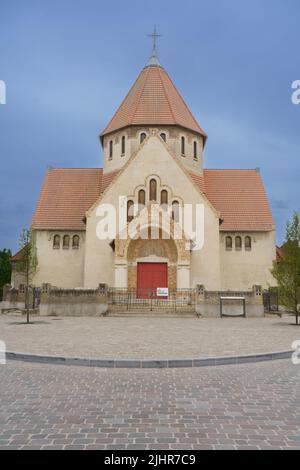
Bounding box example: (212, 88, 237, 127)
(32, 231, 86, 288)
(220, 231, 276, 290)
(103, 126, 204, 175)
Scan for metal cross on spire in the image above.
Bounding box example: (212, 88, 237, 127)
(146, 26, 163, 68)
(148, 26, 162, 52)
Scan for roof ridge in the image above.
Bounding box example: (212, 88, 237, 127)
(47, 167, 103, 171)
(204, 168, 259, 171)
(100, 68, 147, 137)
(162, 67, 207, 139)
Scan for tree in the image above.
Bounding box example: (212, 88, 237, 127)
(16, 229, 38, 324)
(0, 249, 12, 300)
(272, 212, 300, 325)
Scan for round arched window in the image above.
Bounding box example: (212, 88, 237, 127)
(149, 179, 157, 201)
(63, 235, 70, 249)
(127, 200, 134, 223)
(181, 136, 186, 155)
(235, 236, 242, 251)
(140, 133, 147, 144)
(72, 235, 80, 249)
(161, 190, 168, 208)
(245, 236, 252, 251)
(225, 236, 233, 250)
(53, 235, 61, 249)
(172, 201, 180, 223)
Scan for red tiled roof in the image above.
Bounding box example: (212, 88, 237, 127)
(11, 247, 26, 262)
(32, 168, 119, 230)
(32, 167, 274, 232)
(197, 169, 274, 231)
(101, 65, 207, 140)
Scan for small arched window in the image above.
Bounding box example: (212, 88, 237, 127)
(140, 133, 147, 144)
(63, 235, 70, 249)
(193, 141, 198, 160)
(161, 190, 168, 208)
(138, 189, 146, 207)
(225, 236, 233, 250)
(53, 235, 61, 249)
(181, 136, 186, 156)
(72, 235, 80, 250)
(109, 140, 113, 160)
(149, 179, 157, 201)
(245, 236, 252, 251)
(127, 200, 134, 223)
(121, 136, 126, 155)
(160, 133, 167, 143)
(172, 201, 180, 223)
(235, 236, 242, 251)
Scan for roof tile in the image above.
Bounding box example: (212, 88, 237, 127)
(199, 169, 274, 231)
(31, 168, 119, 230)
(101, 66, 207, 139)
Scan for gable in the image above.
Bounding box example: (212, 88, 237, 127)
(88, 135, 218, 217)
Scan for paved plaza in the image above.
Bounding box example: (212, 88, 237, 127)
(0, 360, 299, 450)
(0, 315, 298, 359)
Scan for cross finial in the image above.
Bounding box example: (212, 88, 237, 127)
(145, 26, 163, 68)
(148, 26, 162, 53)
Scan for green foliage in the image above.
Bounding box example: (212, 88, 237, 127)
(0, 249, 12, 300)
(17, 229, 38, 280)
(271, 211, 300, 325)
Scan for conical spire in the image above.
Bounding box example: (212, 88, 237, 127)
(101, 29, 207, 141)
(145, 26, 163, 68)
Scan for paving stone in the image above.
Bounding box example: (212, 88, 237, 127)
(0, 360, 299, 450)
(1, 316, 297, 360)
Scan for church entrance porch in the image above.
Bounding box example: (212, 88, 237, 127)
(137, 262, 168, 299)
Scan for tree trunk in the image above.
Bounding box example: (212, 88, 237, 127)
(26, 268, 30, 324)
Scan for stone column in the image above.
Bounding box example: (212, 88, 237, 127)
(177, 263, 190, 289)
(114, 261, 128, 288)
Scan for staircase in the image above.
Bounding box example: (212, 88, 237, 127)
(108, 303, 197, 317)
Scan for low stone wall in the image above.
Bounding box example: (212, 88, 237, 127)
(1, 284, 109, 317)
(0, 284, 27, 311)
(196, 285, 264, 318)
(40, 289, 108, 317)
(1, 284, 264, 318)
(39, 285, 108, 317)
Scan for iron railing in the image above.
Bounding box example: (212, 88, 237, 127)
(108, 288, 197, 312)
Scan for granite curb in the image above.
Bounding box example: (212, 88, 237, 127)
(5, 350, 293, 369)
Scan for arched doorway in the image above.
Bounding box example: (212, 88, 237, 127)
(127, 237, 178, 297)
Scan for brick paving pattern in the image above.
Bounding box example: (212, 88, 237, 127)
(0, 316, 298, 359)
(0, 360, 299, 450)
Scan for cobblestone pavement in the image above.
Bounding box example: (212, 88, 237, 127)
(0, 360, 299, 450)
(0, 316, 298, 359)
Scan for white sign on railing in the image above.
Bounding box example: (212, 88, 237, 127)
(157, 287, 169, 297)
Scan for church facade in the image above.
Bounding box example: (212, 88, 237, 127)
(27, 47, 276, 293)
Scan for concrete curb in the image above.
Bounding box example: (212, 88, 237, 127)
(6, 350, 293, 369)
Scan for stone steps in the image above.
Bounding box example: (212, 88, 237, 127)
(108, 309, 197, 317)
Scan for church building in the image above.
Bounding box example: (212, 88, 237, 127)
(27, 40, 276, 294)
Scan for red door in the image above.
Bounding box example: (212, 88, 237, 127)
(137, 263, 168, 299)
